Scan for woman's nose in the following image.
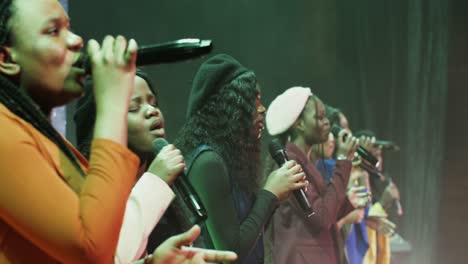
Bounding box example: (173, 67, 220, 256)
(257, 103, 266, 114)
(67, 31, 83, 52)
(145, 104, 160, 118)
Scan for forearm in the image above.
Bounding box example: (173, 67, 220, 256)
(94, 106, 128, 146)
(115, 172, 175, 263)
(306, 161, 352, 230)
(77, 139, 139, 263)
(0, 137, 139, 264)
(237, 190, 278, 260)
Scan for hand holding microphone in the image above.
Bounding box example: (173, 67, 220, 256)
(333, 126, 360, 161)
(268, 140, 314, 217)
(264, 160, 307, 202)
(331, 125, 380, 171)
(152, 138, 207, 225)
(147, 144, 185, 185)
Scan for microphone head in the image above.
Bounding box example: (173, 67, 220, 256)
(269, 139, 289, 165)
(82, 38, 214, 74)
(330, 125, 348, 140)
(152, 138, 169, 155)
(137, 38, 213, 65)
(375, 140, 400, 151)
(268, 139, 284, 157)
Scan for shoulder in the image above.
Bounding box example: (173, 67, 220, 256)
(0, 104, 36, 146)
(285, 143, 308, 167)
(191, 150, 226, 172)
(188, 149, 230, 184)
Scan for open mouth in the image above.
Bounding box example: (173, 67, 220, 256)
(258, 121, 265, 131)
(149, 119, 165, 137)
(150, 119, 163, 130)
(255, 120, 265, 139)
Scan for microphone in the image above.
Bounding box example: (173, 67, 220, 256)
(330, 125, 380, 172)
(152, 138, 207, 225)
(82, 38, 213, 74)
(387, 177, 404, 216)
(395, 199, 404, 216)
(269, 140, 315, 217)
(375, 140, 400, 152)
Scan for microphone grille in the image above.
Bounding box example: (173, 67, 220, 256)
(152, 138, 169, 154)
(268, 139, 284, 157)
(330, 125, 342, 138)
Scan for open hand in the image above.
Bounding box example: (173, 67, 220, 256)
(152, 225, 238, 264)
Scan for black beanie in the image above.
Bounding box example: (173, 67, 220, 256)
(186, 54, 249, 117)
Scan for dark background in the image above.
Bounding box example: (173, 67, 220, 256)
(67, 0, 468, 263)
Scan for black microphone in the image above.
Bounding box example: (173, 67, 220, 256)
(330, 125, 379, 171)
(269, 140, 315, 217)
(152, 138, 207, 225)
(82, 38, 213, 74)
(375, 140, 400, 152)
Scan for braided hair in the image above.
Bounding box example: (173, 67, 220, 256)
(0, 0, 84, 176)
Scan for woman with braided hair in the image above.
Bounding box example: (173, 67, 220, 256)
(0, 0, 141, 262)
(74, 69, 238, 264)
(0, 0, 239, 263)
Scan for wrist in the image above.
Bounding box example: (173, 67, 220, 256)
(336, 154, 349, 161)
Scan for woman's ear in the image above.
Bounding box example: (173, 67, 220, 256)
(0, 46, 20, 76)
(294, 117, 305, 133)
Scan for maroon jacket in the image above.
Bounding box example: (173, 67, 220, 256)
(265, 142, 354, 264)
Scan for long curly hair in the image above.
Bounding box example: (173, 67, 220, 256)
(174, 71, 261, 197)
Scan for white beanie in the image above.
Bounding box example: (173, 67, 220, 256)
(266, 86, 313, 136)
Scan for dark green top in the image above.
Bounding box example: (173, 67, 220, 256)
(188, 150, 278, 263)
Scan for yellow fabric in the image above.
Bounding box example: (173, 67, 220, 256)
(363, 228, 390, 264)
(0, 104, 139, 264)
(363, 203, 390, 264)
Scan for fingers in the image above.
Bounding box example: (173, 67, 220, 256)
(159, 145, 184, 162)
(191, 252, 206, 263)
(181, 247, 238, 263)
(288, 164, 303, 176)
(348, 186, 367, 193)
(160, 144, 176, 153)
(338, 129, 349, 143)
(278, 160, 302, 175)
(290, 171, 306, 182)
(355, 192, 370, 199)
(381, 218, 397, 229)
(114, 35, 127, 65)
(86, 39, 100, 60)
(281, 160, 297, 170)
(349, 137, 360, 151)
(172, 225, 201, 248)
(126, 38, 138, 65)
(166, 148, 186, 171)
(86, 35, 137, 69)
(359, 136, 375, 150)
(101, 35, 115, 63)
(293, 180, 309, 190)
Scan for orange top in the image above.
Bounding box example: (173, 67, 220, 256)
(0, 104, 139, 264)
